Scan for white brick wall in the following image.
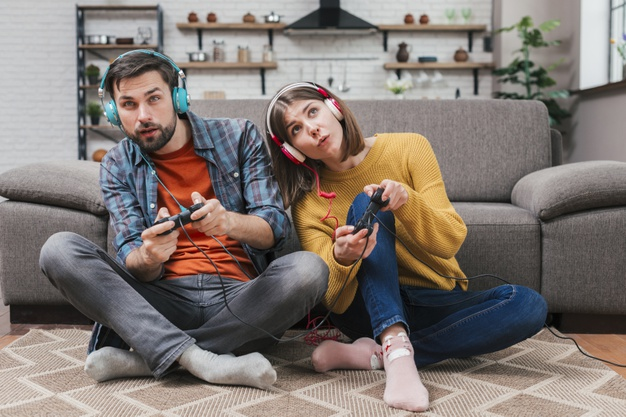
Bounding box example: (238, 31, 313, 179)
(0, 0, 492, 173)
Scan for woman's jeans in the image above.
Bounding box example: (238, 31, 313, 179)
(39, 232, 328, 378)
(330, 193, 548, 368)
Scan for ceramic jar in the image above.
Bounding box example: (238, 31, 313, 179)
(404, 14, 414, 24)
(243, 12, 256, 23)
(419, 14, 429, 24)
(454, 47, 469, 62)
(396, 42, 410, 63)
(187, 12, 198, 23)
(207, 12, 217, 23)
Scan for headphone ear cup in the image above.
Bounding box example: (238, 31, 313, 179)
(324, 98, 344, 121)
(281, 142, 306, 164)
(173, 87, 190, 114)
(104, 100, 121, 126)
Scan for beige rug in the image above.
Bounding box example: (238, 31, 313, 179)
(0, 328, 625, 416)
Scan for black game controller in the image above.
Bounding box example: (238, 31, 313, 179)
(352, 188, 389, 237)
(154, 203, 206, 235)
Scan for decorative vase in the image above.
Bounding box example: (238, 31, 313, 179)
(396, 42, 410, 63)
(454, 47, 469, 62)
(207, 12, 217, 23)
(419, 14, 429, 25)
(404, 13, 414, 24)
(187, 12, 198, 23)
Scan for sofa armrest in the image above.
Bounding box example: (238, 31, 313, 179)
(511, 160, 626, 221)
(0, 161, 107, 215)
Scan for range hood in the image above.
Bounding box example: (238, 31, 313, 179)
(284, 0, 378, 36)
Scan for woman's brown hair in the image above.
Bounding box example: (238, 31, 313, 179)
(264, 83, 364, 207)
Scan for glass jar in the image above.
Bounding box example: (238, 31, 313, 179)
(237, 45, 250, 63)
(262, 44, 274, 62)
(213, 40, 225, 62)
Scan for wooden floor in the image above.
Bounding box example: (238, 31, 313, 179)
(1, 315, 625, 378)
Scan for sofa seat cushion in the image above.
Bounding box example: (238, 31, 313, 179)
(512, 160, 626, 221)
(452, 202, 541, 292)
(0, 161, 106, 215)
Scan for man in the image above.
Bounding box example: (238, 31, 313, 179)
(39, 50, 328, 389)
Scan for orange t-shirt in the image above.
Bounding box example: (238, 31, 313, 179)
(150, 140, 256, 281)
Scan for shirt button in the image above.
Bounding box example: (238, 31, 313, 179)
(150, 203, 156, 209)
(233, 172, 239, 178)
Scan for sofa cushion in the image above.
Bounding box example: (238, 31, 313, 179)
(0, 161, 106, 215)
(512, 160, 626, 221)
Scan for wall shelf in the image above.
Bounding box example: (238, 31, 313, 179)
(176, 22, 286, 50)
(383, 62, 495, 95)
(378, 24, 487, 52)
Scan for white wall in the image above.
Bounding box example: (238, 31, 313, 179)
(0, 0, 493, 173)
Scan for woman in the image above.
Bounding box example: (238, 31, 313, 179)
(264, 82, 547, 412)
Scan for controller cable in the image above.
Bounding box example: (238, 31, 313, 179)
(373, 214, 626, 368)
(177, 223, 364, 344)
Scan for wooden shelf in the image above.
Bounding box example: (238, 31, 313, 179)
(77, 5, 160, 11)
(384, 61, 495, 96)
(384, 62, 494, 70)
(177, 62, 278, 70)
(79, 44, 159, 50)
(176, 22, 285, 49)
(378, 24, 487, 32)
(378, 23, 487, 52)
(176, 22, 286, 30)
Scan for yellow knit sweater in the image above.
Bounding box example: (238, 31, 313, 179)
(292, 133, 468, 314)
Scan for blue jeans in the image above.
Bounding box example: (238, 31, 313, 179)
(40, 232, 328, 378)
(330, 193, 547, 368)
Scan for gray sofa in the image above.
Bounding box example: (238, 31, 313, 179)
(2, 99, 626, 330)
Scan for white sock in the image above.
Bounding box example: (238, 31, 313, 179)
(177, 344, 277, 389)
(84, 347, 152, 382)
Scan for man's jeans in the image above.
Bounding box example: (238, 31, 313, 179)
(330, 192, 548, 367)
(40, 232, 328, 378)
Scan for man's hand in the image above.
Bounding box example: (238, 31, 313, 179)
(333, 223, 379, 266)
(127, 207, 179, 282)
(188, 191, 232, 237)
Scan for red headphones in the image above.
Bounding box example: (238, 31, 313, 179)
(266, 82, 344, 165)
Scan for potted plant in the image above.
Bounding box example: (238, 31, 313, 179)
(86, 101, 102, 125)
(492, 16, 571, 128)
(85, 64, 100, 85)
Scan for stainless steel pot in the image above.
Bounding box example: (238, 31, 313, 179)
(86, 35, 113, 45)
(264, 12, 282, 23)
(188, 51, 208, 62)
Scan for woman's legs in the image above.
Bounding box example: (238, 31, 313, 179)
(402, 284, 548, 367)
(312, 193, 428, 412)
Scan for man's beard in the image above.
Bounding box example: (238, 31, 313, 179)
(127, 118, 177, 153)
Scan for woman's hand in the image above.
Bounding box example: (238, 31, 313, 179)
(332, 223, 379, 266)
(363, 180, 408, 212)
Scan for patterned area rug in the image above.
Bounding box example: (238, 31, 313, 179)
(0, 328, 625, 416)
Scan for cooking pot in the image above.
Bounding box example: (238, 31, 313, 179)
(86, 35, 114, 45)
(188, 51, 208, 62)
(264, 12, 282, 23)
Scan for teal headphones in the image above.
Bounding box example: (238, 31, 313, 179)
(98, 49, 190, 127)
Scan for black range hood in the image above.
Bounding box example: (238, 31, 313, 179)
(284, 0, 378, 36)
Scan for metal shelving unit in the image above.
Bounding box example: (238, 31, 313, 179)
(76, 4, 163, 160)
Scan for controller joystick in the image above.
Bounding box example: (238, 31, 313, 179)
(154, 202, 207, 235)
(352, 188, 389, 237)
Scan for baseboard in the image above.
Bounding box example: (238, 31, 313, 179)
(11, 305, 92, 325)
(550, 313, 626, 334)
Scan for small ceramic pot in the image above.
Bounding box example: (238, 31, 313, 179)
(419, 14, 429, 24)
(454, 47, 469, 62)
(404, 14, 414, 24)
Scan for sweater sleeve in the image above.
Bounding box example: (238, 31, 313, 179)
(392, 134, 467, 260)
(292, 198, 360, 314)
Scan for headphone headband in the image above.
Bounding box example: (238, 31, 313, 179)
(266, 82, 344, 164)
(98, 49, 190, 127)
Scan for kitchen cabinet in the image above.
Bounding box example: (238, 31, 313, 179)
(379, 24, 494, 95)
(176, 22, 285, 95)
(76, 4, 163, 160)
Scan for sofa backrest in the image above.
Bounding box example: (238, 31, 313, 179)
(190, 99, 553, 202)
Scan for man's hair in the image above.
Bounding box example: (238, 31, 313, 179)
(264, 84, 364, 207)
(104, 51, 179, 99)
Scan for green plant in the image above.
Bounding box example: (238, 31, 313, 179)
(85, 64, 100, 77)
(86, 101, 102, 117)
(492, 16, 571, 127)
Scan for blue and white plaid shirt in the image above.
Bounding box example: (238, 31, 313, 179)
(99, 111, 290, 275)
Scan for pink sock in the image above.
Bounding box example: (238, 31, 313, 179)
(382, 332, 429, 412)
(311, 337, 383, 372)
